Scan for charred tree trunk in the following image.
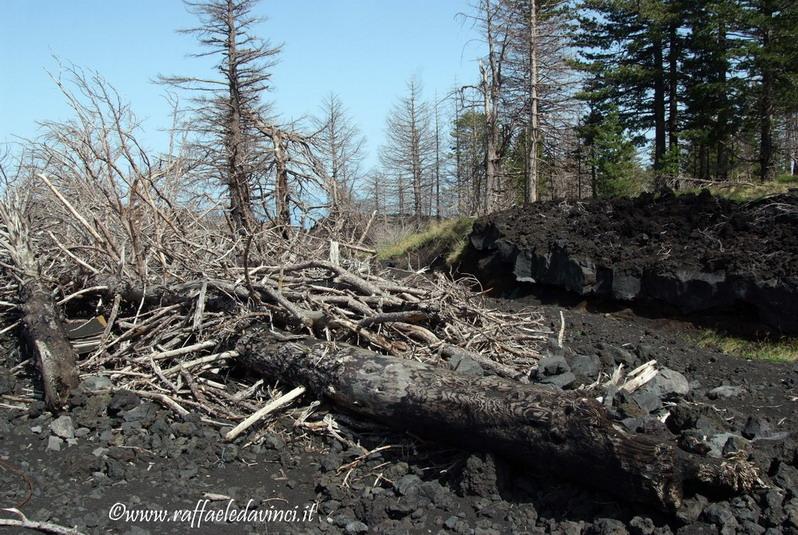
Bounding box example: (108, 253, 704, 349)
(273, 131, 291, 237)
(225, 1, 256, 234)
(21, 286, 80, 410)
(236, 326, 759, 511)
(0, 199, 79, 410)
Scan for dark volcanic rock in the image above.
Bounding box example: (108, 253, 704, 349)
(457, 454, 507, 498)
(569, 354, 601, 379)
(0, 371, 16, 395)
(742, 416, 772, 440)
(540, 372, 576, 389)
(539, 355, 570, 376)
(677, 495, 709, 524)
(589, 518, 629, 535)
(465, 190, 798, 333)
(107, 390, 141, 415)
(448, 354, 485, 376)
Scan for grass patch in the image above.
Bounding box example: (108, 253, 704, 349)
(681, 174, 798, 202)
(695, 329, 798, 363)
(377, 217, 475, 265)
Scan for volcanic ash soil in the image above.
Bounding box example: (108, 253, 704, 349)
(1, 300, 798, 534)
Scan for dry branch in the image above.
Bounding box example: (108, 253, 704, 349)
(224, 385, 306, 442)
(0, 508, 86, 535)
(0, 105, 548, 477)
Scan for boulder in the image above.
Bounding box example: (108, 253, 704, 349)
(569, 354, 601, 379)
(638, 368, 689, 399)
(50, 415, 75, 439)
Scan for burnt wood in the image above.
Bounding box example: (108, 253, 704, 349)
(236, 325, 759, 511)
(20, 284, 79, 410)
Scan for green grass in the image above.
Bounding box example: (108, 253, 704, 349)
(377, 217, 475, 265)
(681, 174, 798, 202)
(695, 329, 798, 363)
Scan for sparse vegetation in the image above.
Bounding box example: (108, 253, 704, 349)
(680, 174, 798, 202)
(377, 217, 474, 267)
(696, 329, 798, 363)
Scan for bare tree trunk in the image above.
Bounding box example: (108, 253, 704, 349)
(760, 69, 775, 182)
(591, 144, 598, 199)
(525, 0, 540, 205)
(653, 35, 667, 188)
(471, 107, 483, 214)
(411, 96, 423, 223)
(160, 0, 281, 238)
(454, 93, 464, 215)
(435, 115, 442, 219)
(0, 198, 79, 410)
(273, 131, 291, 236)
(482, 63, 501, 214)
(237, 327, 760, 511)
(667, 22, 679, 159)
(328, 108, 340, 216)
(398, 174, 405, 216)
(481, 0, 506, 215)
(226, 0, 256, 233)
(699, 143, 709, 180)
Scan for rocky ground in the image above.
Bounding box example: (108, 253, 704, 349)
(1, 291, 797, 535)
(465, 189, 798, 333)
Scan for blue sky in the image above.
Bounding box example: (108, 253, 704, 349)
(1, 0, 484, 169)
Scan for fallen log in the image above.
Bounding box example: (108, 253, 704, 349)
(236, 325, 760, 511)
(0, 198, 79, 410)
(20, 285, 81, 410)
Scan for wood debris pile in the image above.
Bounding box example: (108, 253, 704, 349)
(0, 174, 547, 423)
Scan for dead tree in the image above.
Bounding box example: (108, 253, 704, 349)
(479, 0, 511, 214)
(160, 0, 281, 234)
(379, 78, 435, 222)
(248, 116, 329, 236)
(496, 0, 578, 203)
(271, 128, 291, 234)
(526, 0, 540, 204)
(237, 327, 759, 511)
(311, 94, 366, 217)
(0, 196, 79, 410)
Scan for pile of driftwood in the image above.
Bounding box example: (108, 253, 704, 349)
(0, 174, 761, 511)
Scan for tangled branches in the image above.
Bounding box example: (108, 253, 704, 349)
(0, 168, 547, 424)
(0, 68, 546, 428)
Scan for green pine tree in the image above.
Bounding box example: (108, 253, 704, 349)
(738, 0, 798, 181)
(589, 108, 642, 198)
(575, 0, 686, 186)
(680, 0, 743, 181)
